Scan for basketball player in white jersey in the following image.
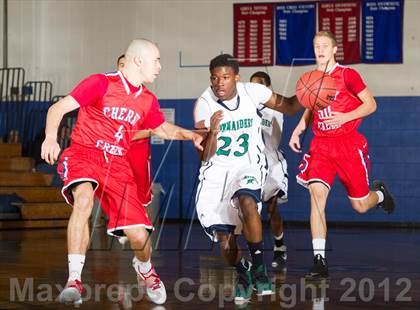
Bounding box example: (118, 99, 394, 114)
(194, 54, 301, 304)
(250, 71, 298, 268)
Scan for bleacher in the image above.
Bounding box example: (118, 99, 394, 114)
(0, 67, 72, 228)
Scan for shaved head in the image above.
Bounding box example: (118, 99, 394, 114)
(122, 38, 161, 85)
(125, 39, 157, 61)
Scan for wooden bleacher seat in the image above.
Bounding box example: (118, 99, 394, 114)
(0, 142, 68, 229)
(0, 157, 35, 171)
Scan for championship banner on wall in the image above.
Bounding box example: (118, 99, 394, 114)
(233, 3, 274, 66)
(275, 2, 316, 65)
(362, 0, 403, 63)
(318, 1, 360, 64)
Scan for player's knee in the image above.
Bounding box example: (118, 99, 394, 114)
(217, 233, 228, 244)
(311, 189, 326, 201)
(219, 239, 231, 253)
(73, 194, 93, 213)
(218, 238, 238, 266)
(217, 232, 230, 246)
(351, 200, 369, 214)
(267, 204, 276, 215)
(309, 185, 328, 207)
(126, 230, 148, 248)
(130, 234, 147, 248)
(238, 195, 257, 215)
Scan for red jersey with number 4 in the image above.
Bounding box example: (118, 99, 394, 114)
(70, 71, 164, 156)
(313, 63, 367, 137)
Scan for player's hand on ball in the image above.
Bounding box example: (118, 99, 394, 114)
(210, 110, 224, 134)
(41, 136, 61, 165)
(323, 111, 350, 127)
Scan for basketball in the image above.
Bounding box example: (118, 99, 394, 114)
(296, 70, 337, 110)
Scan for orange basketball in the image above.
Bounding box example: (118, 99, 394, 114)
(296, 70, 337, 110)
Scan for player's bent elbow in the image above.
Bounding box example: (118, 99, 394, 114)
(368, 101, 377, 114)
(47, 103, 58, 117)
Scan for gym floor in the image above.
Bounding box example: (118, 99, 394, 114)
(0, 223, 419, 309)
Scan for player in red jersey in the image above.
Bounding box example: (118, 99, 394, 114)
(289, 31, 395, 279)
(41, 39, 203, 306)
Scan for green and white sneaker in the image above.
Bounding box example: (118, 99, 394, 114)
(253, 264, 274, 296)
(234, 268, 253, 304)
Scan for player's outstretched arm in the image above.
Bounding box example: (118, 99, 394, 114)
(132, 130, 152, 140)
(41, 96, 80, 165)
(152, 121, 204, 151)
(264, 93, 303, 116)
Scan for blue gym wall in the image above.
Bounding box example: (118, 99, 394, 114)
(152, 97, 420, 224)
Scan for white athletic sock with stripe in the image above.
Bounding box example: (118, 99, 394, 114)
(312, 239, 326, 258)
(68, 254, 85, 282)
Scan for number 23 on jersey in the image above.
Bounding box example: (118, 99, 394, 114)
(216, 133, 249, 157)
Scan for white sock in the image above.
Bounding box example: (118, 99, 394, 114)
(133, 256, 152, 274)
(312, 239, 326, 258)
(68, 254, 85, 282)
(274, 232, 284, 240)
(376, 191, 384, 204)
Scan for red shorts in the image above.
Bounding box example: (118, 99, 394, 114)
(127, 139, 152, 206)
(57, 144, 153, 237)
(297, 131, 370, 199)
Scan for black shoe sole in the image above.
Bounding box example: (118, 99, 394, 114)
(305, 272, 329, 278)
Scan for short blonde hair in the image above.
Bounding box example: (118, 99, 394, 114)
(313, 31, 338, 47)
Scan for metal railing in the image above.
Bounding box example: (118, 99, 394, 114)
(0, 67, 25, 102)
